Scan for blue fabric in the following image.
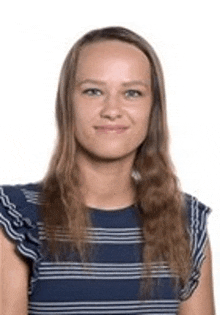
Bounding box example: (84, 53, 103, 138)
(0, 183, 211, 315)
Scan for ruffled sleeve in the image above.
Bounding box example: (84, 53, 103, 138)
(0, 184, 42, 294)
(179, 193, 211, 300)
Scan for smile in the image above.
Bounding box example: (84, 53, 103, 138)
(94, 125, 129, 134)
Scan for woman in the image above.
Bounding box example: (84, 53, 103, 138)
(0, 26, 215, 314)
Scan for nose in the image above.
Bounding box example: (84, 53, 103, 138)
(100, 94, 122, 120)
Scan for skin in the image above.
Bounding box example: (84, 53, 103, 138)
(0, 230, 215, 315)
(72, 40, 216, 313)
(0, 228, 29, 314)
(179, 239, 215, 315)
(72, 40, 152, 209)
(0, 40, 215, 314)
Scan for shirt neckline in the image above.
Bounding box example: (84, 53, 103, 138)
(88, 204, 135, 212)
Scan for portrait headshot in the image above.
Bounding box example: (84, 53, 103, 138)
(0, 1, 219, 314)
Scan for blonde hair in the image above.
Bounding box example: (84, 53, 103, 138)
(41, 26, 191, 297)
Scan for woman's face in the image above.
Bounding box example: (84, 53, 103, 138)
(72, 40, 152, 162)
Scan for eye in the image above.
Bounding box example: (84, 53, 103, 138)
(125, 90, 142, 98)
(82, 88, 102, 96)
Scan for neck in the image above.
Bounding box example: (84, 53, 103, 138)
(76, 152, 136, 210)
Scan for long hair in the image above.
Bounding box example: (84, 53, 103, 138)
(41, 26, 191, 297)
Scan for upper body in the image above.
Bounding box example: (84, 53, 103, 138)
(0, 26, 216, 314)
(0, 183, 215, 314)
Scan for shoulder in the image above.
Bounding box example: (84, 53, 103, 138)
(0, 182, 43, 295)
(0, 182, 43, 248)
(0, 182, 42, 205)
(0, 182, 43, 218)
(180, 193, 212, 301)
(183, 192, 211, 213)
(182, 192, 211, 256)
(183, 193, 211, 229)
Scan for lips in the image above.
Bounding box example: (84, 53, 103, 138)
(94, 125, 129, 134)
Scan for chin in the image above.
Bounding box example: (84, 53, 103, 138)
(86, 147, 137, 162)
(75, 138, 139, 162)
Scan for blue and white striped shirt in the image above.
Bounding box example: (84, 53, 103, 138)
(0, 183, 211, 315)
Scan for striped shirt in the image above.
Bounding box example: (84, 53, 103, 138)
(0, 183, 211, 315)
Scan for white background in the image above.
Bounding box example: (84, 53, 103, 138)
(0, 0, 219, 310)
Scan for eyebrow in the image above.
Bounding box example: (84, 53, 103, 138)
(122, 80, 150, 88)
(76, 79, 150, 88)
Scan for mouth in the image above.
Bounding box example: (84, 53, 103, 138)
(94, 125, 129, 134)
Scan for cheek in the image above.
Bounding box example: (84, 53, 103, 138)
(134, 111, 152, 144)
(73, 108, 97, 144)
(131, 105, 151, 131)
(134, 118, 149, 144)
(74, 103, 95, 127)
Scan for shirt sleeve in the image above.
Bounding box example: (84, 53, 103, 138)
(0, 184, 42, 294)
(179, 194, 211, 300)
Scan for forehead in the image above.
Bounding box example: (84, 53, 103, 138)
(75, 40, 151, 80)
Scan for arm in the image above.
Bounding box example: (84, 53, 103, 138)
(0, 228, 29, 315)
(179, 238, 215, 315)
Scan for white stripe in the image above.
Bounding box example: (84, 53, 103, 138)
(39, 262, 168, 267)
(28, 300, 179, 314)
(28, 311, 177, 315)
(18, 243, 38, 261)
(30, 300, 179, 305)
(37, 224, 142, 233)
(28, 306, 178, 314)
(0, 187, 17, 211)
(21, 188, 43, 205)
(38, 238, 143, 245)
(37, 261, 176, 280)
(37, 225, 144, 244)
(0, 214, 25, 241)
